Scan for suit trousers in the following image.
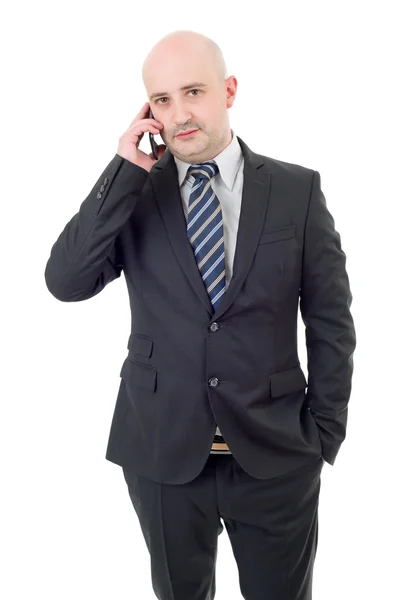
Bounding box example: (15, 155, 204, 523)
(122, 453, 324, 600)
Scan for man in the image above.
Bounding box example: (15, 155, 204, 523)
(45, 29, 356, 600)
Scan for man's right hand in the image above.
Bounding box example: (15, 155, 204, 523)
(117, 102, 167, 172)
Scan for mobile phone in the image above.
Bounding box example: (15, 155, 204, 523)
(148, 108, 159, 160)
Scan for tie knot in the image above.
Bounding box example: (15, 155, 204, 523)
(187, 161, 219, 182)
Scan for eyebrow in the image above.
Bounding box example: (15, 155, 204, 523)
(149, 82, 207, 101)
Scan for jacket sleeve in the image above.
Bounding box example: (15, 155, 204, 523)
(299, 170, 356, 465)
(44, 154, 148, 302)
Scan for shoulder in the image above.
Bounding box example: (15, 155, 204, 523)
(259, 153, 315, 182)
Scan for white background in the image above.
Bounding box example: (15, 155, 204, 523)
(2, 1, 399, 598)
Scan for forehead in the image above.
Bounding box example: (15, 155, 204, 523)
(144, 50, 217, 95)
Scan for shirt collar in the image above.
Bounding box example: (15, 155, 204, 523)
(174, 129, 243, 191)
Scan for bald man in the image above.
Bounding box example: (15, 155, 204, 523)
(45, 29, 356, 600)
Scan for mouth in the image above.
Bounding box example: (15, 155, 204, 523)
(175, 129, 199, 138)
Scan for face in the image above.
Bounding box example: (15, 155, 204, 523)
(144, 50, 237, 163)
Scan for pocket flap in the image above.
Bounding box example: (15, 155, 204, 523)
(270, 365, 307, 397)
(120, 357, 157, 392)
(259, 225, 296, 245)
(127, 332, 154, 357)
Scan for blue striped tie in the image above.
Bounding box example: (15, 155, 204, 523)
(186, 161, 226, 311)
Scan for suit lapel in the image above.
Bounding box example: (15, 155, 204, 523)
(213, 138, 271, 320)
(150, 135, 271, 319)
(151, 156, 214, 314)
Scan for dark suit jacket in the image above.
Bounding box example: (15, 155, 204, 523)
(44, 136, 356, 484)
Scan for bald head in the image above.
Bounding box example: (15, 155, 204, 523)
(142, 30, 228, 87)
(141, 30, 237, 164)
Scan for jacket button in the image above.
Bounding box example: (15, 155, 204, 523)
(103, 177, 109, 185)
(100, 185, 105, 192)
(97, 192, 102, 199)
(208, 377, 219, 388)
(209, 322, 219, 332)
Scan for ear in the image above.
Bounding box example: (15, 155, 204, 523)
(226, 75, 238, 108)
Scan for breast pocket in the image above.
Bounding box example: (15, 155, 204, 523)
(258, 224, 296, 245)
(249, 224, 301, 308)
(256, 224, 299, 281)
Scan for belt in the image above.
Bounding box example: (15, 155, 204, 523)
(211, 441, 230, 450)
(211, 430, 230, 451)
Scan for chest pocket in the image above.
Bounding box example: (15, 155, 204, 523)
(258, 224, 296, 245)
(248, 223, 300, 308)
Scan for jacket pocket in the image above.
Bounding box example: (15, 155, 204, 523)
(120, 357, 157, 392)
(127, 332, 154, 358)
(270, 365, 307, 397)
(259, 224, 296, 245)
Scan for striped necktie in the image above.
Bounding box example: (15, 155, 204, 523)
(186, 161, 226, 311)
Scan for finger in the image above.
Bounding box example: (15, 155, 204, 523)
(130, 123, 161, 136)
(127, 103, 150, 129)
(136, 102, 150, 119)
(125, 117, 162, 134)
(144, 117, 164, 128)
(143, 121, 163, 131)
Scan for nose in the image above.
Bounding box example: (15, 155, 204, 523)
(172, 104, 192, 127)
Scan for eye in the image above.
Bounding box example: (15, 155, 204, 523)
(154, 89, 201, 104)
